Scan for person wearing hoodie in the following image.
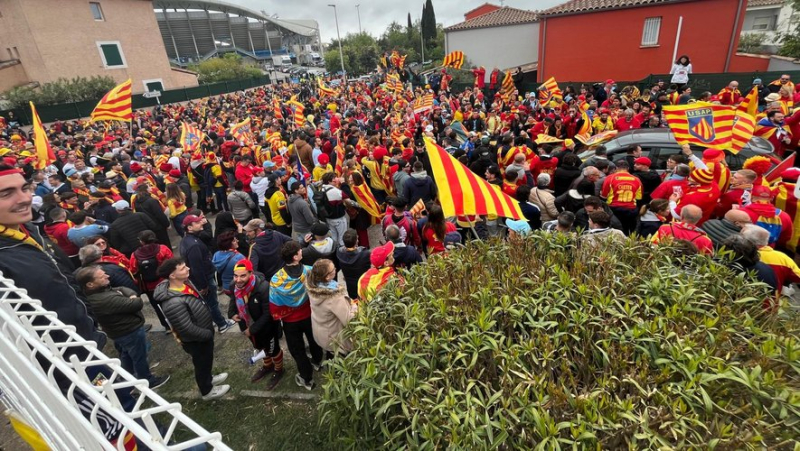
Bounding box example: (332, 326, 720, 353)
(229, 259, 285, 389)
(287, 181, 316, 242)
(393, 159, 411, 195)
(212, 230, 246, 293)
(336, 229, 372, 299)
(250, 165, 272, 220)
(130, 230, 173, 331)
(153, 257, 230, 400)
(402, 161, 437, 208)
(305, 258, 357, 355)
(385, 224, 422, 269)
(529, 174, 559, 222)
(635, 199, 670, 238)
(301, 222, 337, 267)
(249, 222, 293, 281)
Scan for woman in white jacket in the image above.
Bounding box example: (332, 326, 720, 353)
(670, 55, 692, 88)
(305, 259, 357, 355)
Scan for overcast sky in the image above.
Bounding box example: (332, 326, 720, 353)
(233, 0, 564, 43)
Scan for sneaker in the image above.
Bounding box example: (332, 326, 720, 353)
(218, 319, 236, 333)
(251, 365, 273, 383)
(149, 375, 170, 389)
(201, 384, 230, 401)
(211, 373, 228, 385)
(294, 373, 315, 391)
(311, 361, 322, 372)
(265, 370, 284, 391)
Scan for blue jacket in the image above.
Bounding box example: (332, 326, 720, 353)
(212, 250, 245, 291)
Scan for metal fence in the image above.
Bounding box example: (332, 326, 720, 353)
(0, 271, 233, 450)
(2, 76, 272, 125)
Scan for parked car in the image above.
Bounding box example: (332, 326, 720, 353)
(578, 129, 779, 173)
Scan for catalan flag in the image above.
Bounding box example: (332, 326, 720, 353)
(442, 51, 465, 69)
(230, 117, 254, 146)
(287, 100, 305, 128)
(350, 179, 383, 224)
(413, 93, 434, 114)
(729, 110, 755, 154)
(575, 130, 618, 147)
(738, 86, 759, 119)
(272, 97, 283, 120)
(334, 142, 345, 176)
(29, 102, 55, 170)
(385, 73, 403, 94)
(500, 71, 515, 97)
(663, 103, 736, 149)
(535, 134, 564, 145)
(180, 122, 206, 152)
(577, 110, 592, 136)
(538, 77, 563, 104)
(90, 79, 133, 122)
(318, 79, 338, 98)
(424, 138, 523, 220)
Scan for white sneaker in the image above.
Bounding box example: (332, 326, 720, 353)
(201, 384, 230, 401)
(219, 319, 237, 333)
(211, 373, 228, 385)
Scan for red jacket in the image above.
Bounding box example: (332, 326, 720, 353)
(651, 179, 687, 200)
(234, 163, 256, 193)
(715, 187, 749, 218)
(615, 116, 642, 132)
(676, 184, 721, 225)
(472, 67, 486, 89)
(652, 222, 713, 254)
(741, 201, 794, 248)
(44, 222, 79, 256)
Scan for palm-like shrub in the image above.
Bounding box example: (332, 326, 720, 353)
(320, 233, 799, 449)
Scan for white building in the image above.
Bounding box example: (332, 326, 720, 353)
(444, 6, 539, 82)
(741, 0, 798, 53)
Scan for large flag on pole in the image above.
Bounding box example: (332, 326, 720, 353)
(424, 138, 523, 220)
(180, 122, 206, 152)
(538, 77, 563, 104)
(441, 51, 465, 69)
(29, 102, 55, 170)
(229, 118, 254, 146)
(663, 103, 737, 149)
(90, 79, 132, 122)
(729, 110, 756, 154)
(737, 87, 759, 119)
(499, 71, 515, 98)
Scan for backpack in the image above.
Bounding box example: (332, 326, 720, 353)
(755, 208, 783, 245)
(312, 184, 333, 221)
(137, 251, 160, 283)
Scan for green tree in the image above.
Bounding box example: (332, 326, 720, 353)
(778, 0, 800, 58)
(422, 0, 437, 43)
(325, 33, 380, 76)
(407, 12, 413, 35)
(188, 53, 262, 84)
(2, 76, 117, 108)
(738, 33, 767, 53)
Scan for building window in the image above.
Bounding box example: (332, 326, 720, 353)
(751, 16, 775, 31)
(641, 17, 661, 46)
(90, 2, 104, 21)
(96, 41, 127, 68)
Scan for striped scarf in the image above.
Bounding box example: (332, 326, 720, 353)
(234, 275, 256, 326)
(0, 225, 43, 251)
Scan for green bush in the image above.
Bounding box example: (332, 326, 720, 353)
(320, 233, 800, 449)
(2, 76, 117, 109)
(738, 33, 767, 54)
(188, 53, 262, 84)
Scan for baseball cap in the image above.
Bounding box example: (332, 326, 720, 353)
(311, 222, 330, 237)
(506, 219, 531, 235)
(130, 162, 142, 172)
(263, 160, 276, 168)
(751, 185, 773, 199)
(64, 168, 78, 177)
(182, 214, 204, 227)
(111, 200, 130, 210)
(233, 259, 253, 272)
(243, 218, 265, 232)
(633, 157, 652, 167)
(370, 241, 395, 267)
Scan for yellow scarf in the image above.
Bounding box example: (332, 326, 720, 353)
(0, 225, 43, 251)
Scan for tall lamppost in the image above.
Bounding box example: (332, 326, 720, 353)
(355, 4, 362, 34)
(328, 4, 346, 81)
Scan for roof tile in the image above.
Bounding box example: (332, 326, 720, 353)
(445, 6, 539, 32)
(540, 0, 681, 17)
(747, 0, 785, 7)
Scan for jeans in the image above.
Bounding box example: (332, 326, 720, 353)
(282, 317, 323, 383)
(113, 326, 154, 383)
(327, 216, 348, 247)
(181, 339, 215, 395)
(205, 276, 227, 329)
(213, 186, 229, 212)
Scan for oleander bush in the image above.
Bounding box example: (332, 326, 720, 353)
(319, 232, 800, 449)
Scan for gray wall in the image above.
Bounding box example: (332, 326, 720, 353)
(769, 56, 800, 72)
(445, 22, 539, 81)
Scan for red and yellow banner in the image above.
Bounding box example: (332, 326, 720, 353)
(574, 130, 618, 147)
(180, 122, 206, 152)
(90, 79, 132, 122)
(663, 103, 738, 149)
(29, 102, 55, 170)
(538, 77, 563, 104)
(730, 110, 755, 154)
(424, 138, 523, 219)
(230, 117, 254, 146)
(442, 51, 464, 69)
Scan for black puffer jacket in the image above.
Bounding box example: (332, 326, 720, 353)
(0, 223, 106, 351)
(153, 280, 214, 343)
(249, 230, 292, 281)
(85, 286, 144, 339)
(109, 210, 157, 255)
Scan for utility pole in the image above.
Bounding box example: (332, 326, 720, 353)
(355, 4, 362, 34)
(328, 4, 346, 80)
(420, 16, 425, 67)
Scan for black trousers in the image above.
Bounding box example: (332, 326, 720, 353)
(282, 317, 322, 383)
(182, 339, 214, 395)
(611, 206, 638, 236)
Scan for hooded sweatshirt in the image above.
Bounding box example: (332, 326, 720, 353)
(307, 281, 356, 353)
(212, 250, 245, 291)
(401, 171, 437, 207)
(288, 193, 316, 236)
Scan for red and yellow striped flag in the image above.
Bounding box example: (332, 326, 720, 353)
(317, 79, 338, 98)
(90, 79, 132, 122)
(729, 110, 755, 154)
(350, 179, 383, 223)
(574, 130, 618, 147)
(334, 142, 345, 176)
(180, 122, 205, 152)
(230, 117, 254, 146)
(538, 77, 563, 104)
(409, 199, 426, 219)
(578, 110, 592, 136)
(737, 86, 759, 119)
(535, 134, 564, 145)
(272, 97, 283, 120)
(29, 102, 55, 170)
(424, 137, 523, 220)
(413, 93, 434, 114)
(663, 103, 736, 149)
(442, 51, 464, 69)
(287, 100, 305, 128)
(500, 71, 515, 97)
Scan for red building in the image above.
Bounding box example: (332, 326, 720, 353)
(537, 0, 753, 82)
(464, 3, 501, 21)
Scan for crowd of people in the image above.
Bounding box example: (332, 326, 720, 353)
(0, 66, 799, 403)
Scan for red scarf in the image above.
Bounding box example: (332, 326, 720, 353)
(233, 275, 257, 326)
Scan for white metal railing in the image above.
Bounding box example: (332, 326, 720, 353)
(0, 271, 232, 450)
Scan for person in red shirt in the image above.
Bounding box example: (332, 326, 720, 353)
(670, 168, 721, 226)
(529, 145, 558, 182)
(234, 155, 257, 194)
(740, 185, 794, 249)
(421, 204, 458, 256)
(44, 207, 80, 266)
(471, 66, 486, 91)
(651, 204, 713, 254)
(600, 161, 642, 235)
(615, 109, 642, 132)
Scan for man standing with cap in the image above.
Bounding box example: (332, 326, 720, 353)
(108, 200, 158, 256)
(357, 241, 398, 302)
(631, 157, 661, 205)
(230, 259, 284, 389)
(180, 214, 236, 333)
